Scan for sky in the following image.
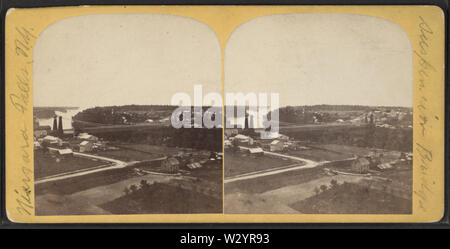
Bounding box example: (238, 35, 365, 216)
(33, 14, 222, 108)
(225, 14, 413, 107)
(34, 13, 413, 108)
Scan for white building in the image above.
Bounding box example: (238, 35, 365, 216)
(233, 134, 253, 145)
(34, 125, 52, 138)
(270, 140, 284, 152)
(78, 133, 99, 141)
(247, 147, 264, 156)
(43, 135, 62, 145)
(79, 140, 93, 152)
(58, 148, 73, 156)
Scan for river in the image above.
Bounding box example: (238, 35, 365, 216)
(38, 107, 84, 130)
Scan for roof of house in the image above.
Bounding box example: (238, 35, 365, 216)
(234, 134, 249, 140)
(58, 148, 73, 155)
(187, 162, 202, 169)
(377, 163, 392, 170)
(80, 141, 92, 146)
(43, 135, 59, 141)
(78, 133, 97, 140)
(271, 140, 282, 145)
(248, 147, 264, 153)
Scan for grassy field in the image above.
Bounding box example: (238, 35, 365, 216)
(189, 167, 223, 182)
(290, 181, 411, 214)
(34, 150, 107, 179)
(285, 148, 351, 161)
(225, 165, 327, 194)
(116, 143, 205, 155)
(100, 182, 222, 214)
(35, 167, 136, 195)
(92, 149, 161, 162)
(307, 143, 375, 156)
(224, 151, 297, 177)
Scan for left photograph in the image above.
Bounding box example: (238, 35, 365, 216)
(32, 14, 223, 215)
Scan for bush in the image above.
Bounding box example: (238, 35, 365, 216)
(320, 184, 328, 192)
(330, 179, 338, 188)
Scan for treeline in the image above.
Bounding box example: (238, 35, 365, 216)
(275, 105, 412, 125)
(93, 127, 223, 152)
(74, 105, 220, 125)
(279, 105, 412, 112)
(285, 126, 413, 152)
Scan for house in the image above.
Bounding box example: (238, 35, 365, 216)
(234, 134, 253, 146)
(161, 157, 180, 173)
(93, 142, 106, 151)
(224, 140, 232, 148)
(377, 163, 392, 170)
(79, 140, 93, 152)
(270, 140, 284, 152)
(43, 135, 62, 146)
(57, 148, 73, 158)
(351, 157, 370, 174)
(247, 147, 264, 156)
(34, 141, 41, 150)
(234, 134, 249, 140)
(77, 133, 99, 141)
(224, 129, 239, 137)
(34, 125, 52, 138)
(187, 162, 202, 169)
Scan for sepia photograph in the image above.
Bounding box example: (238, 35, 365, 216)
(32, 14, 223, 215)
(4, 4, 445, 225)
(223, 14, 414, 214)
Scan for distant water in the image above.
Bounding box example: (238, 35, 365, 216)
(38, 107, 83, 130)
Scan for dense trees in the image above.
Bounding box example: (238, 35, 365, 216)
(276, 105, 412, 125)
(285, 126, 412, 152)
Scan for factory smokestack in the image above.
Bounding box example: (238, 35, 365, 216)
(58, 116, 63, 136)
(53, 116, 57, 131)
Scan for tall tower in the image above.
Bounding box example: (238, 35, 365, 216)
(244, 106, 249, 130)
(52, 116, 57, 131)
(58, 116, 63, 136)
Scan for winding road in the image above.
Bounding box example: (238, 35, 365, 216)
(34, 150, 166, 185)
(224, 147, 325, 183)
(35, 152, 129, 185)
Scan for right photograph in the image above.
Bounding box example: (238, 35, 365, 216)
(224, 14, 413, 214)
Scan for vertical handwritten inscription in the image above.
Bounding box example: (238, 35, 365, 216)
(413, 16, 437, 212)
(9, 26, 36, 216)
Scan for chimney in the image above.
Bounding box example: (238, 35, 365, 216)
(58, 116, 63, 136)
(53, 116, 57, 131)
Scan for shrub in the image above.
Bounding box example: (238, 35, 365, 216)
(330, 179, 338, 188)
